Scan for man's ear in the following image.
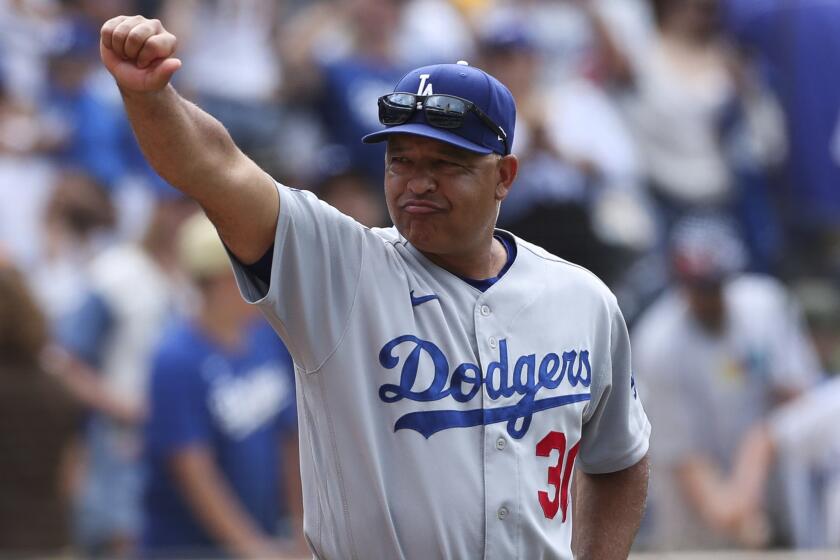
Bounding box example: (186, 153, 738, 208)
(495, 154, 519, 201)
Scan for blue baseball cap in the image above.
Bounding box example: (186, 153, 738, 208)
(362, 62, 516, 155)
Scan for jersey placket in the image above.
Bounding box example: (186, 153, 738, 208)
(474, 297, 520, 560)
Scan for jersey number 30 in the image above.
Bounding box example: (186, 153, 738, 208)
(536, 431, 579, 522)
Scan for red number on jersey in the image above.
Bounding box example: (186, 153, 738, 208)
(536, 431, 580, 521)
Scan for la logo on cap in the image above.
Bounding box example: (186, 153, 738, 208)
(416, 74, 433, 96)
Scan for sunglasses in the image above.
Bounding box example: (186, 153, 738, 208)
(377, 93, 509, 154)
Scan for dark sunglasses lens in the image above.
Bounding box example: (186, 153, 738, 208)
(380, 103, 410, 125)
(426, 95, 468, 114)
(379, 93, 417, 125)
(424, 96, 467, 129)
(380, 106, 410, 125)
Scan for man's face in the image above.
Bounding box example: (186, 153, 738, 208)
(684, 279, 726, 334)
(384, 135, 514, 259)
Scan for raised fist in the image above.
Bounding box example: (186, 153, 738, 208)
(100, 15, 181, 93)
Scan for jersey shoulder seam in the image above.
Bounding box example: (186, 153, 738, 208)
(304, 228, 368, 375)
(303, 232, 407, 375)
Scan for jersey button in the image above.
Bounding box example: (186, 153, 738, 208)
(489, 336, 497, 349)
(480, 305, 491, 316)
(497, 506, 509, 520)
(495, 437, 506, 450)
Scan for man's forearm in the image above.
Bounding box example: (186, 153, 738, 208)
(572, 454, 649, 560)
(119, 83, 278, 262)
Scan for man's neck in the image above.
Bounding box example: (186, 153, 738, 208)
(424, 235, 508, 281)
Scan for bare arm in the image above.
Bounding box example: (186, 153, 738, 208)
(573, 0, 634, 86)
(169, 446, 282, 558)
(100, 15, 278, 263)
(42, 345, 144, 425)
(572, 454, 649, 559)
(678, 455, 746, 530)
(676, 438, 773, 547)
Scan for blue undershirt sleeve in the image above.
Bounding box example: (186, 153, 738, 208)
(233, 243, 275, 295)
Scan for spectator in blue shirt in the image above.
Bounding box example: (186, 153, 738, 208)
(142, 213, 302, 559)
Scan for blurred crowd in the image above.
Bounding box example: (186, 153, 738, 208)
(0, 0, 839, 557)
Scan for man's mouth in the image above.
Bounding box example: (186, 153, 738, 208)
(401, 200, 445, 214)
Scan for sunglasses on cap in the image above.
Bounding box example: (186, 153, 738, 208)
(377, 92, 509, 155)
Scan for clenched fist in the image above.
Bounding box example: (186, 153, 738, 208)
(100, 15, 181, 93)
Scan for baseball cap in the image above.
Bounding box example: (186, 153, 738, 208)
(177, 212, 232, 281)
(670, 214, 746, 283)
(362, 62, 516, 156)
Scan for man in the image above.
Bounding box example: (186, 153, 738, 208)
(757, 375, 840, 549)
(0, 258, 81, 557)
(143, 212, 302, 558)
(100, 14, 650, 559)
(632, 215, 821, 550)
(54, 193, 193, 557)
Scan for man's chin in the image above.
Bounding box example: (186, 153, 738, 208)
(398, 224, 440, 253)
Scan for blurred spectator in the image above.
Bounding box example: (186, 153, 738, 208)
(473, 0, 648, 86)
(282, 0, 415, 185)
(794, 279, 840, 377)
(314, 169, 387, 228)
(752, 375, 840, 549)
(142, 213, 302, 558)
(44, 14, 132, 189)
(632, 214, 821, 550)
(0, 81, 59, 269)
(30, 168, 116, 321)
(395, 0, 474, 68)
(47, 1, 173, 224)
(0, 4, 166, 270)
(741, 279, 840, 550)
(53, 195, 195, 557)
(0, 258, 81, 557)
(162, 0, 332, 185)
(480, 13, 651, 286)
(0, 0, 61, 102)
(71, 0, 146, 26)
(619, 0, 786, 250)
(162, 0, 286, 167)
(723, 0, 840, 278)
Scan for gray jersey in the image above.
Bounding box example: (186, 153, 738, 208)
(633, 275, 820, 550)
(230, 184, 650, 560)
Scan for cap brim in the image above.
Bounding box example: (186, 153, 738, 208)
(362, 123, 493, 154)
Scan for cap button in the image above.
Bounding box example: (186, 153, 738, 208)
(456, 60, 470, 66)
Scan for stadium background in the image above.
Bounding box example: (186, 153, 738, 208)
(1, 0, 838, 558)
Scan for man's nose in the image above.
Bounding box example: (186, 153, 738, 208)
(406, 171, 437, 194)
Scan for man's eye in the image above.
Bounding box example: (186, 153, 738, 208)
(388, 157, 411, 172)
(438, 161, 466, 172)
